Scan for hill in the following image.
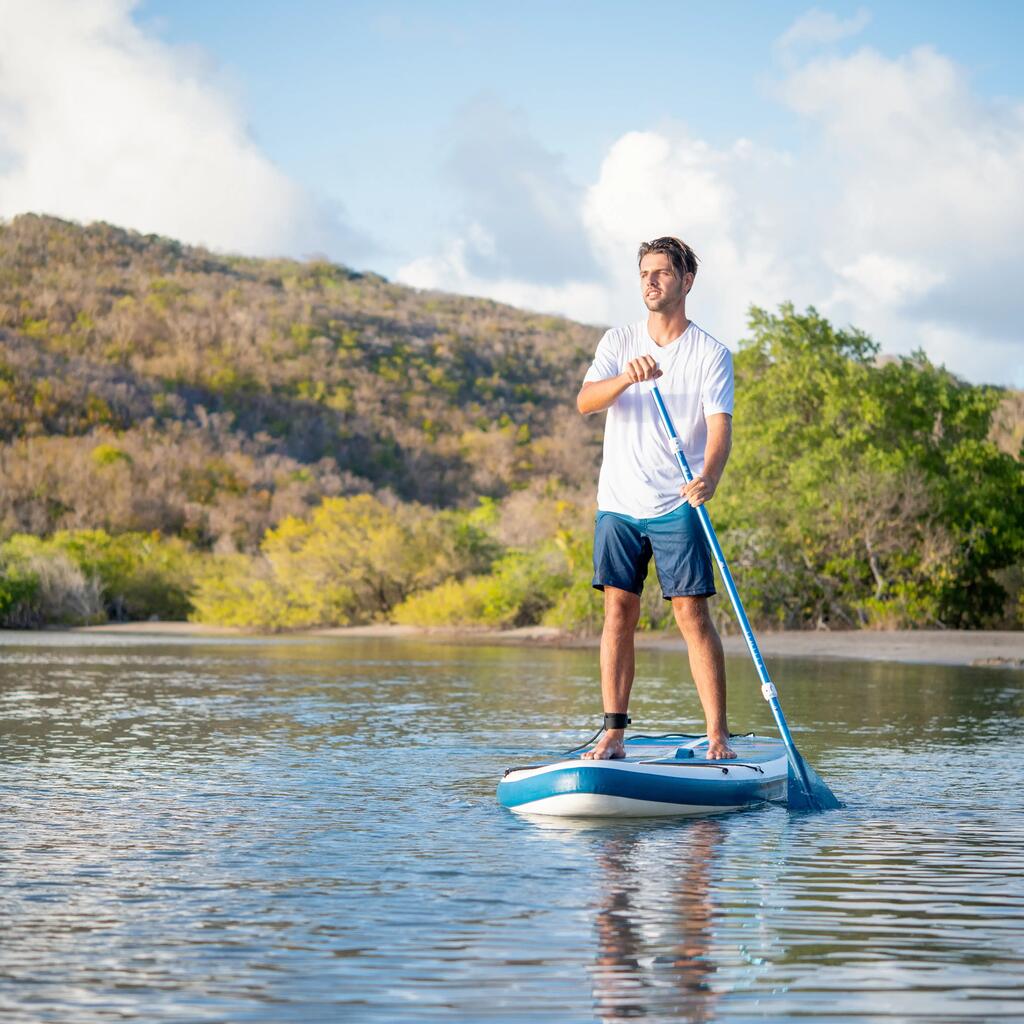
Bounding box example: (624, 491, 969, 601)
(0, 213, 602, 549)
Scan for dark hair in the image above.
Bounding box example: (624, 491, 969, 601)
(637, 237, 699, 279)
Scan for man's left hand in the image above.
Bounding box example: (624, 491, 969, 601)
(681, 474, 716, 507)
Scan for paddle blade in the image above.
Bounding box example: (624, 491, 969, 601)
(786, 754, 844, 812)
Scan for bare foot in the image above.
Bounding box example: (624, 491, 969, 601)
(706, 734, 737, 760)
(581, 730, 626, 760)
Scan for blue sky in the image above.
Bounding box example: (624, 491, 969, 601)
(2, 2, 1022, 385)
(136, 1, 1024, 266)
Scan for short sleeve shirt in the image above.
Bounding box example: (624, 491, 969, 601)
(583, 320, 734, 518)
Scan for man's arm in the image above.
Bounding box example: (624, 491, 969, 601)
(577, 356, 663, 415)
(681, 413, 732, 507)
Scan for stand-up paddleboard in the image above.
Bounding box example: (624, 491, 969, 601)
(497, 734, 788, 818)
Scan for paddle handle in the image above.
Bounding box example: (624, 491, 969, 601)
(649, 383, 812, 792)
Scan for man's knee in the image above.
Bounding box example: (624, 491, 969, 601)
(672, 595, 714, 635)
(604, 588, 640, 633)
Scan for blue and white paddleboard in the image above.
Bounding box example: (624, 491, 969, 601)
(497, 734, 788, 818)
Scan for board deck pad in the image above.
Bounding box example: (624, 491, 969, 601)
(618, 734, 789, 763)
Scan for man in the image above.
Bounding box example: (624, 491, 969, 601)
(576, 236, 735, 761)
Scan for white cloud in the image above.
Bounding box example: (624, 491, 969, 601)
(403, 42, 1024, 387)
(778, 7, 871, 50)
(0, 0, 361, 258)
(396, 96, 604, 320)
(830, 253, 945, 310)
(781, 46, 1024, 256)
(398, 231, 609, 325)
(437, 96, 598, 284)
(580, 130, 801, 344)
(781, 45, 1024, 382)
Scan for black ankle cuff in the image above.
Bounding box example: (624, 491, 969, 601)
(603, 712, 631, 731)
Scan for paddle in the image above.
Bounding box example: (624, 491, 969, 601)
(650, 382, 842, 812)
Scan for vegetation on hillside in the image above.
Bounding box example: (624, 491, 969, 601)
(0, 213, 599, 544)
(0, 214, 1021, 631)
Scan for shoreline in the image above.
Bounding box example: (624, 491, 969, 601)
(67, 621, 1024, 669)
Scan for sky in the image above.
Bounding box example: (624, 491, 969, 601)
(1, 1, 1022, 387)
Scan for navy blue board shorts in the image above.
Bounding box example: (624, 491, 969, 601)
(592, 505, 716, 599)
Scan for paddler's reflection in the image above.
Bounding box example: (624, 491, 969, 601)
(590, 817, 723, 1022)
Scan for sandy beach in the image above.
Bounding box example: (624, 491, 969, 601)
(70, 621, 1024, 669)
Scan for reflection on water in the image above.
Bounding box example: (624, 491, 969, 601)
(0, 631, 1023, 1022)
(591, 819, 722, 1022)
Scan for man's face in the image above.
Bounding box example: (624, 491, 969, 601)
(639, 252, 691, 312)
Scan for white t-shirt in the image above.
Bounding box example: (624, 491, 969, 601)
(583, 320, 734, 518)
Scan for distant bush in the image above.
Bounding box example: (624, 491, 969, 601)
(535, 527, 605, 634)
(0, 555, 39, 626)
(0, 537, 104, 627)
(390, 575, 492, 627)
(186, 554, 293, 630)
(0, 529, 197, 626)
(91, 443, 132, 467)
(49, 530, 198, 620)
(190, 495, 497, 629)
(393, 544, 570, 628)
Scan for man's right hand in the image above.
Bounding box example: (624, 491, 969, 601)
(577, 357, 662, 414)
(623, 356, 663, 384)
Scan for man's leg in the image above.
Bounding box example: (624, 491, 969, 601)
(671, 596, 736, 760)
(582, 586, 641, 760)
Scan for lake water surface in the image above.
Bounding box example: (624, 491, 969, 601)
(1, 632, 1023, 1023)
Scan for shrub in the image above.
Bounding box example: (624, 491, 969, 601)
(50, 530, 198, 621)
(190, 495, 497, 629)
(393, 544, 569, 628)
(0, 537, 105, 626)
(91, 443, 132, 468)
(0, 529, 198, 625)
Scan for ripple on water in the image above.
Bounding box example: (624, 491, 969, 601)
(0, 634, 1022, 1022)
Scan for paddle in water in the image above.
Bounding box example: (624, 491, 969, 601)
(650, 381, 843, 812)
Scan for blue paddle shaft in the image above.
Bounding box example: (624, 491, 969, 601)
(649, 383, 816, 801)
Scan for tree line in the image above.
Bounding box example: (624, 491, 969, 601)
(0, 215, 1021, 630)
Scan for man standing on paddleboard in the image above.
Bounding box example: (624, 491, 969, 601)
(576, 236, 736, 761)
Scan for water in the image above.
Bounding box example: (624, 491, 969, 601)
(1, 631, 1023, 1023)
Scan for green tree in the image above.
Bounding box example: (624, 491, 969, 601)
(715, 305, 1024, 628)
